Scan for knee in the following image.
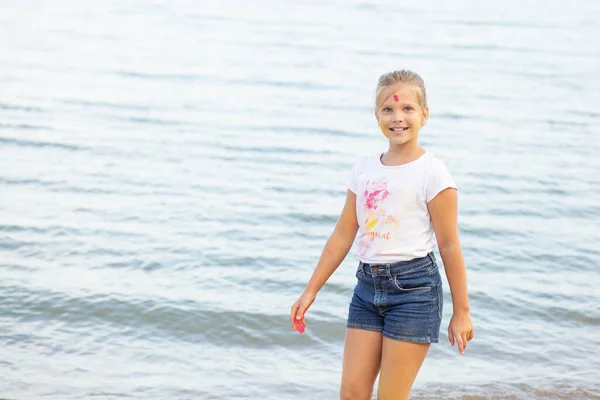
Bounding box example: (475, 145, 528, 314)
(340, 384, 372, 400)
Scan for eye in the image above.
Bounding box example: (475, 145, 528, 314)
(404, 107, 413, 112)
(383, 107, 392, 112)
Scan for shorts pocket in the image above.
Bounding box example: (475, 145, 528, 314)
(392, 274, 433, 293)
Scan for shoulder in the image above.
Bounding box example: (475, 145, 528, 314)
(422, 152, 452, 174)
(350, 154, 380, 171)
(356, 153, 380, 165)
(347, 154, 379, 192)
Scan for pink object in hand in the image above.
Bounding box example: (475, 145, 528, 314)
(294, 319, 305, 334)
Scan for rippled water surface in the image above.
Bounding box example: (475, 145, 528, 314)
(1, 0, 600, 399)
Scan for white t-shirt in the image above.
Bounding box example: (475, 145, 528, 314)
(348, 152, 456, 263)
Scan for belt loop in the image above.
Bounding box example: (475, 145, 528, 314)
(385, 263, 392, 279)
(428, 252, 436, 263)
(359, 261, 365, 274)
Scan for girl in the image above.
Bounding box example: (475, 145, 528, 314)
(290, 70, 474, 400)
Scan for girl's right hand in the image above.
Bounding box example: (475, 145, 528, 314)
(290, 290, 316, 332)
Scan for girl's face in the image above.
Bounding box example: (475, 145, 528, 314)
(375, 84, 429, 147)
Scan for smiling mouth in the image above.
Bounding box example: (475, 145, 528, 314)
(389, 127, 408, 132)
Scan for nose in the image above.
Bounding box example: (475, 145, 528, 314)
(392, 111, 404, 122)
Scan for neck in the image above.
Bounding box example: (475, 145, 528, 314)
(383, 142, 424, 165)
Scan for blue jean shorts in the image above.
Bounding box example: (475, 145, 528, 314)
(346, 252, 443, 344)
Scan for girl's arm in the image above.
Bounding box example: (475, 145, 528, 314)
(290, 190, 359, 330)
(427, 188, 474, 354)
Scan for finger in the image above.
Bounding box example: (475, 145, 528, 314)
(448, 326, 454, 346)
(301, 309, 309, 326)
(461, 333, 468, 351)
(456, 334, 465, 355)
(296, 303, 307, 322)
(296, 305, 303, 320)
(290, 304, 299, 330)
(468, 330, 474, 341)
(294, 318, 305, 334)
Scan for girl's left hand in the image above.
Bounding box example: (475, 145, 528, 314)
(448, 312, 474, 355)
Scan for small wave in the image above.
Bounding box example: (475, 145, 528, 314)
(219, 144, 335, 156)
(415, 381, 600, 400)
(0, 136, 83, 151)
(0, 124, 51, 132)
(0, 102, 44, 112)
(112, 115, 192, 127)
(113, 70, 210, 83)
(439, 19, 560, 29)
(61, 98, 151, 111)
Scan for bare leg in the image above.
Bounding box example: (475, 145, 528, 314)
(377, 338, 430, 400)
(340, 328, 383, 400)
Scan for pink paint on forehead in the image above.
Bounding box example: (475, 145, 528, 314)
(393, 95, 399, 102)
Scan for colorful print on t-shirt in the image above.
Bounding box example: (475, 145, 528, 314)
(358, 178, 401, 257)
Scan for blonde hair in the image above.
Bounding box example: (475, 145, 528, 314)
(375, 70, 427, 110)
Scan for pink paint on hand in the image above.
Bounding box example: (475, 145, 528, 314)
(294, 318, 305, 334)
(393, 94, 399, 102)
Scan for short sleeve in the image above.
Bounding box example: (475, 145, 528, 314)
(425, 157, 457, 202)
(348, 161, 360, 194)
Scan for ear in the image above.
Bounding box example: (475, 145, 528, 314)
(422, 106, 430, 126)
(374, 109, 380, 125)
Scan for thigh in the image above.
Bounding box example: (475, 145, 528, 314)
(377, 338, 430, 400)
(340, 328, 382, 400)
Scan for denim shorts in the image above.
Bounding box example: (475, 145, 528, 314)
(346, 252, 443, 344)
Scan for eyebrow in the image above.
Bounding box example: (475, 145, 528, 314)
(381, 102, 417, 108)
